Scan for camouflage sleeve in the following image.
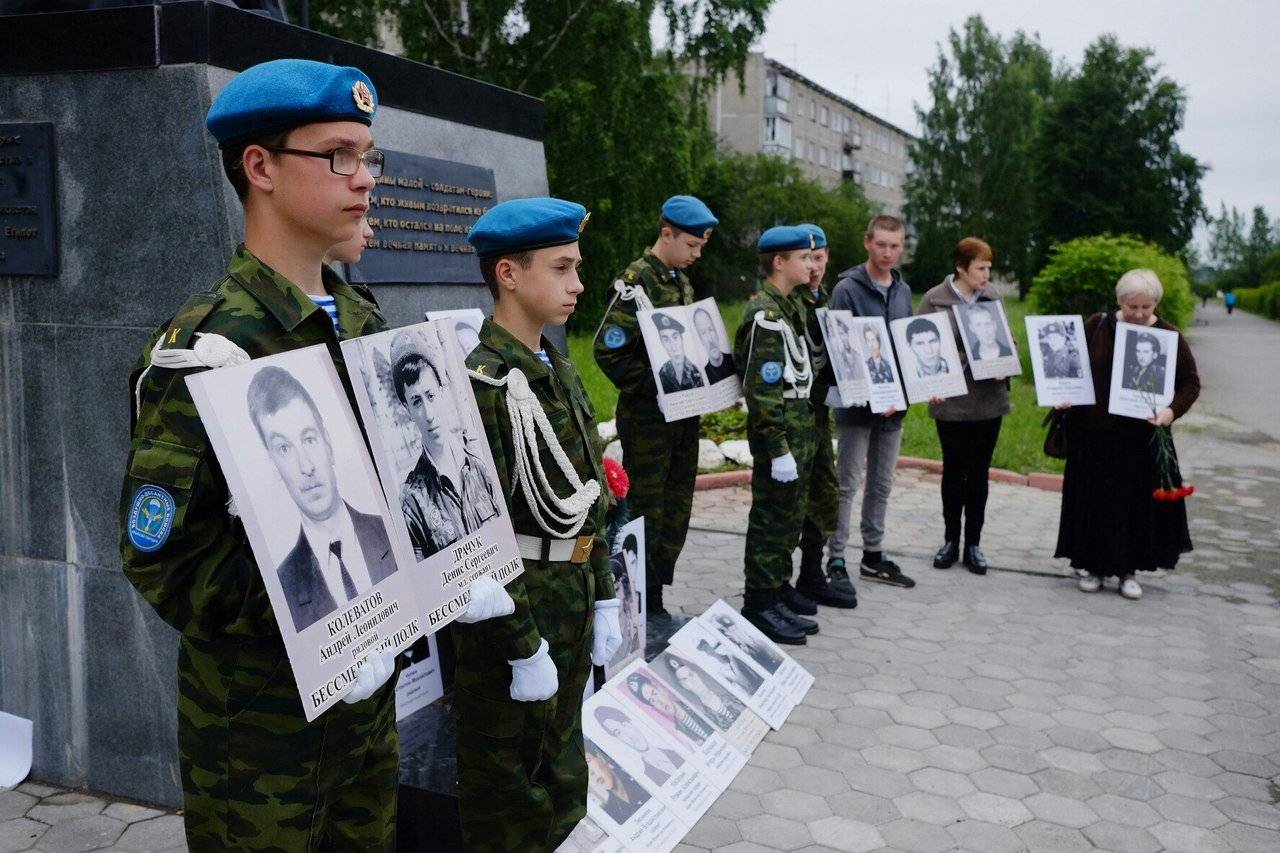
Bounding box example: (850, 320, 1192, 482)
(734, 310, 791, 459)
(468, 376, 544, 662)
(592, 268, 657, 401)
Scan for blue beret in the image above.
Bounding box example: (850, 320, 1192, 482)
(206, 59, 378, 148)
(467, 197, 589, 258)
(661, 195, 718, 237)
(798, 223, 828, 249)
(758, 225, 816, 253)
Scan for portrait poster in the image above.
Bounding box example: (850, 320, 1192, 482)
(697, 600, 815, 726)
(952, 301, 1022, 381)
(584, 735, 690, 853)
(1025, 315, 1095, 407)
(817, 308, 870, 407)
(846, 316, 908, 413)
(889, 311, 969, 404)
(667, 620, 798, 730)
(424, 308, 485, 356)
(607, 660, 744, 789)
(1108, 321, 1179, 420)
(606, 516, 647, 682)
(556, 817, 623, 853)
(584, 689, 719, 825)
(636, 298, 742, 422)
(186, 346, 421, 721)
(648, 649, 770, 757)
(341, 322, 523, 634)
(395, 634, 443, 722)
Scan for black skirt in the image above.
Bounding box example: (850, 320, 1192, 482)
(1055, 423, 1192, 576)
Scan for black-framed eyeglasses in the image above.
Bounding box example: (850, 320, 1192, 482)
(265, 146, 385, 178)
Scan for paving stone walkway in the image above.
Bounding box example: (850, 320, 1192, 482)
(0, 783, 183, 853)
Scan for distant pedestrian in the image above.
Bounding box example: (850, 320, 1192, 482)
(1225, 290, 1237, 314)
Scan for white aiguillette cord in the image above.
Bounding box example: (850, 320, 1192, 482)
(591, 278, 655, 343)
(748, 310, 814, 394)
(466, 366, 601, 539)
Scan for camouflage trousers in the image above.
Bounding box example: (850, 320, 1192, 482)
(453, 558, 597, 852)
(798, 395, 837, 558)
(744, 405, 816, 592)
(616, 395, 700, 589)
(177, 636, 398, 852)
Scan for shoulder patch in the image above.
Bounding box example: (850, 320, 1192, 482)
(603, 325, 627, 349)
(760, 361, 783, 384)
(623, 269, 637, 283)
(161, 291, 223, 351)
(127, 485, 176, 552)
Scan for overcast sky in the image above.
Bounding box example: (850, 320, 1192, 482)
(670, 0, 1279, 246)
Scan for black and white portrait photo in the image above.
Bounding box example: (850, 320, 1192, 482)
(606, 518, 646, 680)
(592, 704, 686, 787)
(1039, 320, 1082, 379)
(818, 309, 870, 408)
(652, 311, 705, 393)
(891, 312, 968, 404)
(707, 612, 782, 675)
(586, 738, 652, 825)
(652, 650, 747, 731)
(1107, 321, 1179, 420)
(693, 306, 736, 385)
(424, 308, 484, 356)
(862, 324, 895, 385)
(906, 317, 949, 377)
(1122, 331, 1167, 392)
(639, 299, 743, 422)
(584, 732, 691, 850)
(1025, 314, 1096, 407)
(952, 301, 1022, 381)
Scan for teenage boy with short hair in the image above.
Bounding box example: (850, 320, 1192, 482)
(594, 196, 717, 620)
(826, 215, 917, 591)
(458, 197, 623, 851)
(120, 59, 400, 849)
(735, 226, 820, 645)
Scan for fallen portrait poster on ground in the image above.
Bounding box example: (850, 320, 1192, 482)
(424, 308, 485, 356)
(556, 817, 623, 853)
(1025, 314, 1096, 407)
(952, 300, 1022, 381)
(889, 311, 969, 404)
(817, 308, 870, 407)
(186, 346, 421, 720)
(341, 322, 523, 634)
(394, 634, 443, 721)
(636, 298, 741, 422)
(697, 600, 814, 725)
(667, 620, 799, 730)
(647, 648, 770, 757)
(1108, 321, 1180, 420)
(584, 735, 691, 853)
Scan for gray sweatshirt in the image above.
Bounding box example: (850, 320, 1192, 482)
(829, 263, 914, 427)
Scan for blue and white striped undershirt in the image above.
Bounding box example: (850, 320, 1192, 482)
(533, 349, 553, 368)
(309, 294, 340, 336)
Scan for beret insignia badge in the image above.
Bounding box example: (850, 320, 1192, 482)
(352, 80, 375, 114)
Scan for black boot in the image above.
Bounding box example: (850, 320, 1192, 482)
(797, 549, 858, 608)
(933, 540, 959, 569)
(646, 584, 669, 617)
(774, 597, 819, 635)
(963, 545, 988, 575)
(741, 590, 806, 645)
(779, 582, 818, 616)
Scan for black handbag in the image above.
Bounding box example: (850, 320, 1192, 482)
(1042, 409, 1068, 459)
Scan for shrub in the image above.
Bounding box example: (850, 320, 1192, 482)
(1029, 234, 1195, 329)
(1235, 282, 1280, 320)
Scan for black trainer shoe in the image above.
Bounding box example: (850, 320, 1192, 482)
(741, 603, 807, 645)
(933, 540, 959, 569)
(796, 575, 858, 609)
(780, 582, 818, 616)
(645, 585, 669, 618)
(963, 545, 988, 575)
(860, 556, 916, 588)
(774, 599, 819, 635)
(826, 558, 857, 597)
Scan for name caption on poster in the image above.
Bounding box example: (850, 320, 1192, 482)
(318, 591, 400, 664)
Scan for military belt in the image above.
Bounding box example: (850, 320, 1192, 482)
(516, 533, 594, 564)
(782, 389, 811, 399)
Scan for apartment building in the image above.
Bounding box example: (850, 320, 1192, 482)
(706, 53, 914, 216)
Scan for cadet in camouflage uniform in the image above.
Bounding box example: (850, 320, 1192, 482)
(734, 226, 821, 646)
(455, 198, 622, 852)
(593, 195, 718, 618)
(119, 60, 400, 850)
(792, 224, 857, 609)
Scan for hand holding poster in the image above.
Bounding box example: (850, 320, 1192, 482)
(186, 346, 421, 720)
(341, 322, 523, 633)
(1025, 315, 1095, 406)
(890, 312, 969, 404)
(952, 301, 1022, 381)
(638, 298, 742, 422)
(1108, 321, 1179, 419)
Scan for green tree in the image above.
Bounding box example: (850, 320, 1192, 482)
(904, 16, 1058, 294)
(1209, 204, 1276, 290)
(1036, 36, 1205, 266)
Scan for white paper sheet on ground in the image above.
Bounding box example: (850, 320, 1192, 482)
(585, 689, 720, 825)
(637, 298, 742, 422)
(584, 734, 691, 853)
(556, 817, 624, 852)
(890, 311, 969, 404)
(1025, 314, 1096, 407)
(1108, 321, 1179, 420)
(646, 648, 770, 758)
(606, 660, 744, 790)
(341, 322, 523, 635)
(817, 308, 870, 406)
(395, 634, 443, 721)
(0, 711, 33, 787)
(667, 620, 794, 730)
(847, 316, 908, 413)
(424, 308, 485, 356)
(698, 600, 814, 722)
(186, 346, 422, 720)
(952, 301, 1022, 381)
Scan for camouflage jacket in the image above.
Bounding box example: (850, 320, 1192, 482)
(467, 319, 615, 661)
(794, 279, 836, 394)
(733, 281, 813, 459)
(593, 249, 695, 407)
(120, 245, 388, 642)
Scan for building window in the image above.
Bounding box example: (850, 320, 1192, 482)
(764, 116, 792, 154)
(809, 100, 816, 121)
(766, 71, 791, 100)
(819, 147, 829, 167)
(796, 139, 806, 160)
(820, 106, 829, 127)
(842, 152, 853, 171)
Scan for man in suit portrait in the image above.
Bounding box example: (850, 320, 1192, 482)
(653, 311, 705, 393)
(1123, 331, 1166, 392)
(247, 365, 397, 633)
(693, 306, 736, 384)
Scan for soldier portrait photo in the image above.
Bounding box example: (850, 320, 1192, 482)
(693, 305, 737, 384)
(651, 310, 706, 392)
(862, 323, 896, 385)
(1038, 319, 1083, 379)
(1122, 329, 1167, 392)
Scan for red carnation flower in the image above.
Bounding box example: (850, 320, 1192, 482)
(603, 456, 630, 499)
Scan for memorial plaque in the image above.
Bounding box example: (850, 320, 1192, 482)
(351, 150, 497, 285)
(0, 123, 58, 277)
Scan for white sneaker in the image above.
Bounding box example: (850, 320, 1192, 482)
(1074, 567, 1091, 579)
(1078, 574, 1102, 593)
(1120, 578, 1142, 600)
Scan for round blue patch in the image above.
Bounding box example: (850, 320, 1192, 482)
(603, 325, 627, 349)
(760, 361, 783, 384)
(128, 485, 176, 553)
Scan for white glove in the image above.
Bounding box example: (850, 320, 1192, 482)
(591, 598, 623, 667)
(510, 638, 559, 702)
(455, 574, 516, 624)
(771, 452, 798, 482)
(342, 649, 396, 704)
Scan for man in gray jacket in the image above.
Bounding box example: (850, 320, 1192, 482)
(825, 215, 917, 592)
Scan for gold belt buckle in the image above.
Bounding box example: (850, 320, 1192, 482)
(571, 534, 594, 564)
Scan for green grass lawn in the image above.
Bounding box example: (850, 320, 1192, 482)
(568, 292, 1063, 475)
